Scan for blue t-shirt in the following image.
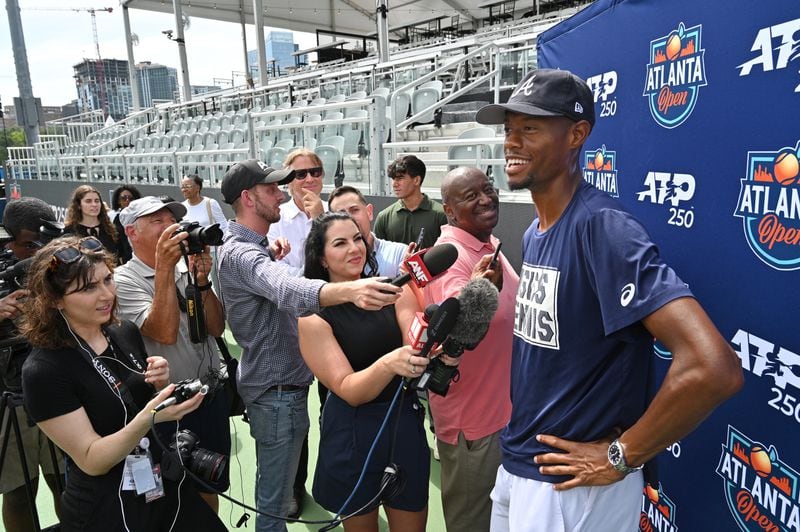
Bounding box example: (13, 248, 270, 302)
(501, 181, 693, 482)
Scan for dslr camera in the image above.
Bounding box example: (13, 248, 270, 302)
(161, 429, 227, 483)
(174, 221, 224, 255)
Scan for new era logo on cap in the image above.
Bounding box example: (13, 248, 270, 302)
(475, 69, 595, 126)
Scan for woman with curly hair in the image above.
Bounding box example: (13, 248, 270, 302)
(19, 236, 225, 532)
(64, 185, 120, 262)
(299, 211, 430, 531)
(109, 185, 142, 263)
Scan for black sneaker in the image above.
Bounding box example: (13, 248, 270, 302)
(287, 488, 305, 521)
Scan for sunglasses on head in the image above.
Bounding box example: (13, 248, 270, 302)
(294, 167, 323, 179)
(49, 237, 105, 272)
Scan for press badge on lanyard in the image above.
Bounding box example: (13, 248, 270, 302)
(122, 437, 165, 501)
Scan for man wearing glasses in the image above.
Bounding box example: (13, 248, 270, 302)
(266, 149, 326, 275)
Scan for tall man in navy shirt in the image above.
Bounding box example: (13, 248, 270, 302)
(476, 69, 743, 531)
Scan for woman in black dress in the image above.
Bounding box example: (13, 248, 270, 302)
(64, 185, 120, 261)
(299, 212, 430, 532)
(19, 236, 225, 532)
(109, 185, 142, 263)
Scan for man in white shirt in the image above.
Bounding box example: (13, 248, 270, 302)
(266, 149, 325, 274)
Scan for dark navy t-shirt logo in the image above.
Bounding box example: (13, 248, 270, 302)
(515, 264, 559, 349)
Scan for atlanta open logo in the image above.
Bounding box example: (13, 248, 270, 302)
(733, 140, 800, 271)
(643, 22, 707, 129)
(640, 482, 678, 532)
(583, 145, 619, 197)
(716, 426, 800, 531)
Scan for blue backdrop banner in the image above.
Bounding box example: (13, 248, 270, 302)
(538, 1, 799, 530)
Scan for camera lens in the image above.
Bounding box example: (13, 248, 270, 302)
(190, 448, 228, 482)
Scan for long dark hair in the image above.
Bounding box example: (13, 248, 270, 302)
(65, 185, 118, 241)
(304, 211, 373, 281)
(20, 236, 117, 349)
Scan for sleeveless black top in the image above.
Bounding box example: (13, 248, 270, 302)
(319, 303, 403, 404)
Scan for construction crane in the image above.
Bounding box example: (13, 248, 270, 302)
(23, 6, 114, 118)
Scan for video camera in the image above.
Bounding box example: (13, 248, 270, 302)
(174, 221, 224, 255)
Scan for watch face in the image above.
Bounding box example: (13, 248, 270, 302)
(608, 441, 622, 466)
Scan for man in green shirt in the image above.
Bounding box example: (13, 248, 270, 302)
(374, 155, 448, 249)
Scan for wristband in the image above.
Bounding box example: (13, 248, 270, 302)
(196, 281, 213, 292)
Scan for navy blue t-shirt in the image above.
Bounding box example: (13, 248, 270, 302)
(501, 181, 693, 482)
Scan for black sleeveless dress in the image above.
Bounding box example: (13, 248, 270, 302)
(311, 303, 430, 515)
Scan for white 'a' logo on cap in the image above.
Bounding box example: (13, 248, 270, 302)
(575, 102, 584, 114)
(256, 160, 270, 171)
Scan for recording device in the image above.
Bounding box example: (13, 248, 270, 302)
(160, 429, 228, 483)
(422, 278, 500, 396)
(0, 220, 65, 293)
(174, 221, 224, 255)
(388, 243, 457, 288)
(489, 241, 502, 269)
(414, 227, 425, 250)
(410, 298, 460, 391)
(153, 378, 208, 412)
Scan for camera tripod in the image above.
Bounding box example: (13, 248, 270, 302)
(0, 391, 63, 531)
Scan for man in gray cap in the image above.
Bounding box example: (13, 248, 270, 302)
(216, 160, 403, 532)
(476, 69, 742, 531)
(114, 196, 230, 512)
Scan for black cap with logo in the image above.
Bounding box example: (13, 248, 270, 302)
(476, 68, 595, 127)
(220, 159, 296, 204)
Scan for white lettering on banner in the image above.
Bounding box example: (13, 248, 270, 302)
(637, 172, 696, 229)
(586, 71, 618, 102)
(731, 329, 800, 425)
(736, 184, 800, 220)
(514, 264, 559, 349)
(738, 18, 800, 92)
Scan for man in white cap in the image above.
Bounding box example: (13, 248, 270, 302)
(114, 196, 229, 512)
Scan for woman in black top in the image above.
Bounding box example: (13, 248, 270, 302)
(64, 185, 120, 261)
(299, 212, 430, 531)
(19, 236, 224, 531)
(109, 185, 142, 263)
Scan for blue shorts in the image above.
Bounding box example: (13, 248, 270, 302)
(312, 391, 430, 515)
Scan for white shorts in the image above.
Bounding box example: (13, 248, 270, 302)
(490, 465, 643, 532)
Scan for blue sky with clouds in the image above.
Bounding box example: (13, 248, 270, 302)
(1, 1, 316, 106)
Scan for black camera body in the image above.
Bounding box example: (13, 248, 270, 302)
(420, 357, 459, 397)
(161, 429, 227, 483)
(174, 221, 224, 255)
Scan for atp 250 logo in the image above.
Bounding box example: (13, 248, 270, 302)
(738, 17, 800, 93)
(717, 426, 800, 531)
(733, 141, 800, 271)
(583, 145, 618, 197)
(586, 71, 618, 118)
(637, 171, 696, 229)
(643, 22, 707, 128)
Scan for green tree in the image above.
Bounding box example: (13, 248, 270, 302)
(1, 126, 27, 166)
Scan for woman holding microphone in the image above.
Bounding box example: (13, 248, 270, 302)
(299, 212, 430, 532)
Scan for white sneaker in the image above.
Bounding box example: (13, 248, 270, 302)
(433, 436, 440, 461)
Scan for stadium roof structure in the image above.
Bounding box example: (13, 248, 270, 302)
(122, 0, 508, 39)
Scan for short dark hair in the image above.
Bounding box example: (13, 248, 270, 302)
(3, 197, 56, 237)
(387, 155, 426, 183)
(328, 185, 367, 209)
(185, 174, 203, 190)
(111, 185, 142, 210)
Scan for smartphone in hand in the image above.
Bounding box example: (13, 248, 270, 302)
(414, 227, 426, 250)
(489, 241, 502, 268)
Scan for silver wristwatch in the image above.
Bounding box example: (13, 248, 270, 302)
(607, 439, 643, 475)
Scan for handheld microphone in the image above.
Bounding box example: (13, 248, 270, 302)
(441, 278, 500, 356)
(425, 278, 500, 396)
(388, 243, 458, 288)
(412, 298, 460, 390)
(408, 304, 438, 350)
(153, 378, 208, 412)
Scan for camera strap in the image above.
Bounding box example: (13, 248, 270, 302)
(73, 328, 142, 419)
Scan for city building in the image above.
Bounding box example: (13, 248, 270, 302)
(136, 62, 178, 107)
(247, 31, 305, 77)
(73, 58, 132, 121)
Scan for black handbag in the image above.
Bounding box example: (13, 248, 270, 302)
(214, 337, 247, 420)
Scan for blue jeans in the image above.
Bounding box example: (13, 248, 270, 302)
(247, 387, 310, 532)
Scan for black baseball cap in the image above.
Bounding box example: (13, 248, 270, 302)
(476, 69, 595, 126)
(220, 159, 296, 204)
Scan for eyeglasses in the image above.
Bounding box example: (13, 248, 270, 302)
(49, 237, 105, 272)
(119, 194, 134, 201)
(294, 167, 324, 180)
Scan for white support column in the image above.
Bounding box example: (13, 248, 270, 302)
(252, 0, 268, 87)
(122, 6, 141, 111)
(172, 0, 192, 102)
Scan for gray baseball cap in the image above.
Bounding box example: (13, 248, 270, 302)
(118, 196, 187, 226)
